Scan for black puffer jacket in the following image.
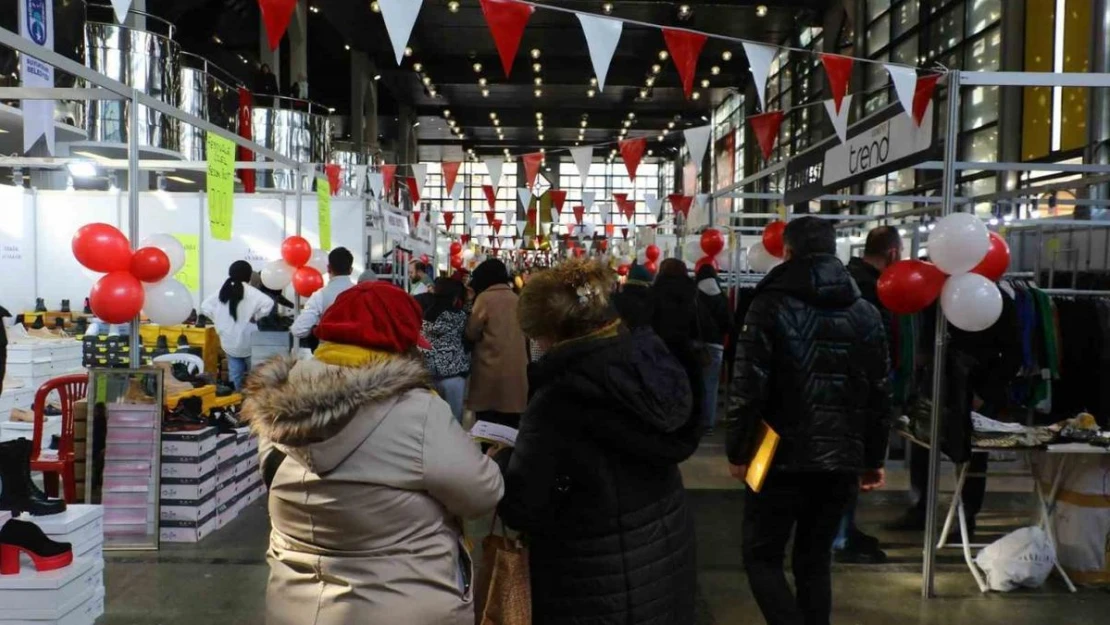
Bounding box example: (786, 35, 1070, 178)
(727, 254, 892, 472)
(497, 327, 699, 625)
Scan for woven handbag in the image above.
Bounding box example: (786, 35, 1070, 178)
(474, 518, 531, 625)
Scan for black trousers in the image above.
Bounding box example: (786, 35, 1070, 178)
(742, 471, 858, 625)
(909, 445, 987, 521)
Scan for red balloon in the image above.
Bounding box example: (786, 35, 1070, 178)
(281, 236, 312, 268)
(450, 255, 464, 269)
(695, 256, 720, 274)
(72, 223, 131, 273)
(644, 260, 658, 274)
(129, 247, 171, 283)
(700, 229, 725, 257)
(617, 264, 630, 277)
(763, 221, 786, 258)
(877, 260, 948, 315)
(645, 244, 661, 262)
(292, 266, 325, 297)
(449, 242, 463, 256)
(971, 231, 1011, 282)
(89, 271, 144, 324)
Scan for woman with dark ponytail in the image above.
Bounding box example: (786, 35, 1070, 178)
(201, 261, 275, 389)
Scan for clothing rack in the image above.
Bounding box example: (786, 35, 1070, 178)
(1037, 289, 1110, 296)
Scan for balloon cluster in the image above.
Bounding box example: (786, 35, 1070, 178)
(878, 213, 1010, 332)
(71, 224, 194, 325)
(643, 244, 660, 274)
(746, 221, 786, 273)
(449, 241, 476, 270)
(260, 237, 327, 297)
(695, 230, 724, 273)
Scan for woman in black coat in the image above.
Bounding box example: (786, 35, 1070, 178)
(496, 259, 700, 625)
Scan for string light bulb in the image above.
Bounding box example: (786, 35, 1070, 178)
(479, 77, 488, 86)
(413, 62, 423, 72)
(532, 62, 542, 72)
(658, 50, 669, 61)
(755, 4, 768, 17)
(481, 88, 490, 97)
(370, 1, 379, 12)
(448, 0, 459, 12)
(691, 91, 701, 100)
(602, 2, 613, 14)
(534, 77, 543, 86)
(534, 88, 543, 97)
(639, 89, 649, 98)
(587, 88, 596, 97)
(711, 66, 720, 75)
(473, 62, 482, 72)
(530, 49, 541, 59)
(651, 64, 661, 74)
(722, 50, 733, 61)
(645, 76, 655, 86)
(404, 46, 413, 57)
(701, 78, 710, 88)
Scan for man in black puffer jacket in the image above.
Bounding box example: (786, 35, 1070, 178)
(727, 217, 891, 625)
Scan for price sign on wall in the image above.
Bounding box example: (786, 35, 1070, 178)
(318, 178, 332, 250)
(206, 133, 235, 241)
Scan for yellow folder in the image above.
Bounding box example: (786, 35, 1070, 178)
(745, 420, 780, 493)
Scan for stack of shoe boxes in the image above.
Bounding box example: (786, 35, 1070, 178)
(214, 432, 240, 529)
(159, 427, 218, 543)
(234, 427, 264, 510)
(102, 403, 160, 542)
(0, 339, 83, 415)
(81, 329, 131, 370)
(0, 505, 106, 625)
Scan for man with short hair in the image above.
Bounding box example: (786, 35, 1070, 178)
(833, 225, 902, 563)
(290, 247, 356, 339)
(409, 261, 433, 296)
(728, 217, 891, 625)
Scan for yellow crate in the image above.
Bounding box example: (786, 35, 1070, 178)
(210, 394, 244, 410)
(139, 324, 221, 373)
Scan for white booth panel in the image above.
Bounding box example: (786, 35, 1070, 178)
(35, 190, 128, 309)
(0, 185, 37, 313)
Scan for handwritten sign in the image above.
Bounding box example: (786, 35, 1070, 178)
(174, 234, 200, 292)
(317, 178, 332, 250)
(206, 133, 235, 241)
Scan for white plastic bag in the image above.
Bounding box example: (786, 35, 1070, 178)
(975, 527, 1056, 592)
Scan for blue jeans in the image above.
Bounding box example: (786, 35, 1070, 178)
(698, 343, 725, 430)
(832, 488, 859, 550)
(228, 356, 251, 391)
(435, 376, 467, 423)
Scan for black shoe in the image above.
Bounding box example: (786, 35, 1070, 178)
(196, 314, 210, 329)
(847, 527, 881, 552)
(34, 298, 46, 313)
(0, 519, 73, 575)
(176, 333, 190, 349)
(151, 335, 170, 360)
(59, 299, 70, 314)
(83, 298, 92, 315)
(163, 397, 208, 432)
(885, 508, 927, 532)
(0, 439, 67, 516)
(73, 317, 88, 336)
(185, 309, 198, 325)
(44, 405, 61, 417)
(31, 315, 44, 330)
(833, 545, 888, 564)
(53, 317, 65, 330)
(208, 408, 241, 434)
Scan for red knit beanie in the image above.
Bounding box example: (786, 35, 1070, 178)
(315, 282, 431, 351)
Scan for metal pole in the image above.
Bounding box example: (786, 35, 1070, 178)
(923, 70, 961, 599)
(292, 168, 304, 353)
(127, 93, 141, 360)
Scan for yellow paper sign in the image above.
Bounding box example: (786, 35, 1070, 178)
(318, 178, 332, 250)
(174, 233, 200, 292)
(206, 133, 235, 241)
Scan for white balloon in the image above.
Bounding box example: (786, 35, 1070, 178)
(940, 272, 1002, 332)
(683, 238, 703, 262)
(461, 248, 475, 261)
(139, 234, 186, 274)
(716, 251, 732, 272)
(929, 213, 990, 275)
(261, 260, 295, 290)
(307, 249, 328, 275)
(747, 242, 781, 273)
(143, 278, 194, 325)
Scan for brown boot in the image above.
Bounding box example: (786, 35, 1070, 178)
(121, 378, 155, 404)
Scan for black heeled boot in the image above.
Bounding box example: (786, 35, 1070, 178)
(34, 298, 46, 313)
(0, 519, 72, 575)
(60, 299, 71, 314)
(30, 315, 44, 330)
(83, 298, 93, 315)
(0, 439, 67, 517)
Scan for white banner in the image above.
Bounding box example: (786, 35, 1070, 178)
(379, 0, 424, 65)
(683, 126, 712, 175)
(742, 42, 777, 112)
(577, 13, 622, 91)
(20, 0, 55, 155)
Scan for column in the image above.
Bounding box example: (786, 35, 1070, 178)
(1088, 0, 1110, 202)
(350, 51, 380, 154)
(288, 0, 309, 90)
(998, 0, 1027, 196)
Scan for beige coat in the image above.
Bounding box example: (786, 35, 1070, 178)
(465, 284, 529, 413)
(242, 356, 504, 625)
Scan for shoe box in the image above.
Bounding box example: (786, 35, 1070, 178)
(0, 386, 35, 417)
(81, 333, 131, 369)
(0, 417, 61, 448)
(161, 426, 217, 458)
(159, 511, 217, 544)
(8, 341, 82, 381)
(102, 404, 160, 539)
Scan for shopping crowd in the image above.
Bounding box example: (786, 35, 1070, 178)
(226, 216, 896, 625)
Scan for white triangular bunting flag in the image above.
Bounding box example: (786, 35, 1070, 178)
(515, 218, 526, 237)
(570, 146, 593, 184)
(582, 191, 596, 211)
(354, 165, 368, 195)
(484, 158, 504, 190)
(411, 163, 427, 197)
(645, 194, 662, 218)
(549, 208, 559, 223)
(886, 64, 918, 122)
(577, 14, 622, 91)
(601, 204, 613, 225)
(742, 42, 777, 111)
(823, 94, 853, 143)
(368, 172, 384, 198)
(684, 126, 712, 175)
(378, 0, 424, 66)
(110, 0, 132, 23)
(517, 187, 532, 209)
(695, 193, 710, 209)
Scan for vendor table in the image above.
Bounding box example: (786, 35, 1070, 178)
(899, 430, 1110, 594)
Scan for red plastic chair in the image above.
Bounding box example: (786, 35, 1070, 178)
(30, 374, 88, 503)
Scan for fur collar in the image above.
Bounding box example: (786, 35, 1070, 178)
(241, 355, 430, 446)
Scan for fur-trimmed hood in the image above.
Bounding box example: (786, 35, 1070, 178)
(241, 355, 431, 473)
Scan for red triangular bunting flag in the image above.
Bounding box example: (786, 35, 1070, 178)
(605, 224, 615, 237)
(549, 189, 567, 214)
(913, 74, 941, 126)
(749, 111, 785, 161)
(258, 0, 297, 51)
(461, 234, 471, 245)
(412, 211, 421, 229)
(492, 219, 503, 235)
(382, 165, 397, 197)
(526, 207, 537, 226)
(619, 138, 647, 182)
(479, 0, 534, 78)
(444, 212, 455, 229)
(522, 152, 544, 189)
(820, 54, 853, 114)
(405, 177, 421, 205)
(668, 194, 693, 219)
(536, 234, 545, 246)
(662, 28, 708, 99)
(482, 185, 497, 211)
(573, 206, 585, 225)
(442, 161, 461, 193)
(612, 192, 628, 210)
(564, 235, 574, 249)
(325, 163, 341, 195)
(621, 227, 630, 239)
(599, 239, 609, 253)
(621, 200, 635, 221)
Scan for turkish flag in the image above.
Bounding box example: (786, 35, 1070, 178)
(442, 161, 462, 194)
(820, 54, 854, 114)
(573, 205, 585, 225)
(479, 0, 534, 77)
(913, 74, 941, 125)
(258, 0, 297, 51)
(619, 138, 647, 181)
(612, 192, 628, 210)
(549, 189, 567, 214)
(405, 177, 421, 205)
(325, 163, 341, 195)
(237, 88, 255, 193)
(749, 111, 785, 161)
(662, 28, 708, 99)
(522, 152, 544, 189)
(482, 184, 497, 210)
(668, 194, 693, 219)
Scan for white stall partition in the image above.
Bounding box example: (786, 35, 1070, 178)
(0, 184, 37, 313)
